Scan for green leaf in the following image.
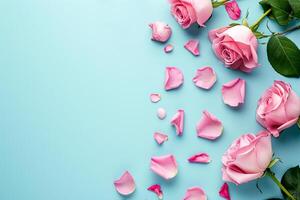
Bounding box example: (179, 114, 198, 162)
(267, 35, 300, 77)
(281, 166, 300, 199)
(229, 23, 240, 27)
(259, 0, 293, 25)
(288, 0, 300, 18)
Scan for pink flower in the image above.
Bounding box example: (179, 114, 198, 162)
(209, 25, 258, 73)
(169, 0, 213, 29)
(225, 0, 241, 20)
(256, 81, 300, 137)
(149, 21, 172, 42)
(222, 131, 272, 185)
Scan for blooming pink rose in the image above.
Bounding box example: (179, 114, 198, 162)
(169, 0, 213, 29)
(256, 81, 300, 137)
(222, 131, 272, 185)
(225, 0, 241, 20)
(209, 25, 258, 73)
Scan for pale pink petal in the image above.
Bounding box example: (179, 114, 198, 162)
(164, 67, 184, 90)
(149, 21, 172, 42)
(222, 78, 246, 107)
(150, 154, 178, 180)
(219, 183, 231, 200)
(113, 171, 135, 196)
(188, 153, 210, 163)
(171, 109, 184, 135)
(147, 184, 163, 199)
(154, 132, 168, 145)
(193, 67, 217, 89)
(157, 108, 167, 120)
(150, 93, 161, 103)
(164, 44, 174, 53)
(184, 39, 200, 56)
(225, 0, 241, 20)
(183, 187, 207, 200)
(196, 110, 223, 140)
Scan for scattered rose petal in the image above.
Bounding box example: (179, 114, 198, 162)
(184, 39, 200, 56)
(113, 171, 135, 196)
(149, 21, 172, 42)
(219, 183, 231, 200)
(150, 154, 178, 180)
(222, 78, 246, 107)
(147, 184, 163, 199)
(183, 187, 207, 200)
(154, 132, 168, 145)
(225, 0, 241, 20)
(188, 153, 211, 163)
(150, 93, 161, 103)
(164, 44, 174, 53)
(157, 108, 167, 120)
(193, 67, 217, 89)
(171, 109, 184, 135)
(164, 67, 184, 90)
(196, 110, 223, 140)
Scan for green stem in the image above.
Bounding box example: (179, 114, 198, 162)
(250, 8, 271, 31)
(265, 169, 296, 200)
(275, 25, 300, 36)
(212, 0, 230, 8)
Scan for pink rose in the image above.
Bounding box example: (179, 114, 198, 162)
(225, 0, 241, 20)
(209, 25, 258, 73)
(256, 81, 300, 137)
(222, 131, 272, 185)
(149, 21, 172, 42)
(169, 0, 213, 29)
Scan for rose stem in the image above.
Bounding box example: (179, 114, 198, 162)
(250, 8, 271, 31)
(276, 25, 300, 35)
(265, 169, 296, 200)
(212, 0, 230, 8)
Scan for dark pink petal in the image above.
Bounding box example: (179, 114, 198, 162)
(222, 78, 246, 107)
(171, 109, 184, 135)
(150, 93, 161, 103)
(184, 39, 200, 56)
(157, 108, 167, 120)
(188, 153, 211, 163)
(147, 184, 163, 199)
(196, 110, 223, 140)
(193, 66, 217, 89)
(164, 44, 174, 53)
(183, 187, 207, 200)
(154, 132, 168, 145)
(164, 67, 184, 90)
(150, 154, 178, 180)
(114, 171, 135, 196)
(219, 183, 231, 200)
(225, 0, 241, 20)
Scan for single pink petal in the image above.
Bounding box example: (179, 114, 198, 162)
(225, 0, 241, 20)
(150, 154, 178, 180)
(154, 132, 168, 145)
(147, 184, 163, 199)
(219, 183, 231, 200)
(183, 187, 207, 200)
(171, 109, 184, 135)
(164, 44, 174, 53)
(184, 39, 200, 56)
(164, 67, 184, 90)
(222, 78, 246, 107)
(196, 110, 223, 140)
(193, 67, 217, 89)
(149, 21, 172, 42)
(188, 153, 211, 163)
(150, 93, 161, 103)
(113, 171, 135, 196)
(157, 108, 167, 120)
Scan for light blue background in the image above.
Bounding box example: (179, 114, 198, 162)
(0, 0, 299, 199)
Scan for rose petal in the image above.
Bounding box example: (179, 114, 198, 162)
(150, 154, 178, 180)
(183, 187, 207, 200)
(164, 44, 174, 53)
(188, 153, 210, 163)
(219, 183, 231, 200)
(154, 132, 168, 145)
(114, 171, 135, 196)
(193, 67, 217, 89)
(225, 0, 241, 20)
(184, 39, 200, 56)
(149, 21, 172, 42)
(165, 67, 184, 90)
(222, 78, 246, 107)
(150, 93, 161, 103)
(171, 109, 184, 135)
(147, 184, 163, 199)
(196, 110, 223, 140)
(157, 108, 167, 120)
